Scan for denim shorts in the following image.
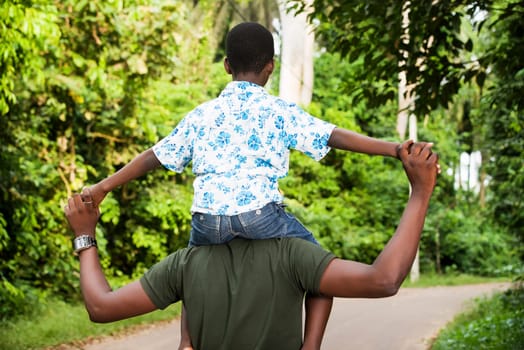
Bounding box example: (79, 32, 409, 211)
(189, 202, 318, 247)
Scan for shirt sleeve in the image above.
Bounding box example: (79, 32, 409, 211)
(152, 113, 195, 173)
(282, 102, 336, 161)
(285, 238, 336, 295)
(139, 251, 183, 309)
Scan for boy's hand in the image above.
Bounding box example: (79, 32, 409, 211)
(397, 140, 441, 174)
(82, 184, 107, 208)
(396, 140, 432, 158)
(64, 193, 100, 237)
(397, 141, 439, 194)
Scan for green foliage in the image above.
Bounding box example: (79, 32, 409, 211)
(478, 1, 524, 248)
(431, 282, 524, 350)
(0, 0, 61, 115)
(424, 206, 521, 276)
(291, 0, 493, 116)
(0, 0, 220, 318)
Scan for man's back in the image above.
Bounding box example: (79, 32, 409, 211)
(140, 238, 335, 349)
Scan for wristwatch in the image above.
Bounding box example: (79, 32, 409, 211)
(73, 235, 97, 255)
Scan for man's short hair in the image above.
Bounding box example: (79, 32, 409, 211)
(226, 22, 275, 74)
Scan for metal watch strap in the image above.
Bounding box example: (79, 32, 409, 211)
(73, 235, 97, 255)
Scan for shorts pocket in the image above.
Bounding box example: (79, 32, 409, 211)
(190, 214, 220, 246)
(239, 203, 288, 239)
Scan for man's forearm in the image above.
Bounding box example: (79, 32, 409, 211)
(371, 189, 431, 292)
(327, 128, 399, 158)
(99, 148, 161, 193)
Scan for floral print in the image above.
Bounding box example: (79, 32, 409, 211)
(153, 81, 335, 215)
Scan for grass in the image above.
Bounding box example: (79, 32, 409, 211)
(0, 298, 181, 350)
(0, 274, 512, 350)
(401, 272, 510, 288)
(430, 282, 523, 350)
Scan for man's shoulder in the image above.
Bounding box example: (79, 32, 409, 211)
(186, 238, 331, 263)
(224, 237, 327, 256)
(190, 237, 312, 251)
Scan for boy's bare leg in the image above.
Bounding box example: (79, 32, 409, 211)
(178, 305, 194, 350)
(302, 294, 333, 350)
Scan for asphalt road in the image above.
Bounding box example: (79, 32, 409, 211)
(60, 282, 509, 350)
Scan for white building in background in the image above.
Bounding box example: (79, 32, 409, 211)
(453, 151, 487, 193)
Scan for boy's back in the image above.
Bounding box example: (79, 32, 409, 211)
(152, 80, 335, 216)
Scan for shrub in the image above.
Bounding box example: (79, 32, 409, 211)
(431, 282, 524, 350)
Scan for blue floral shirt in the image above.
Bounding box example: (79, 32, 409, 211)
(153, 81, 336, 215)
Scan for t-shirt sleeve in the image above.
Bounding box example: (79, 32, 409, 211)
(139, 251, 183, 310)
(152, 113, 195, 172)
(282, 102, 336, 161)
(285, 238, 336, 295)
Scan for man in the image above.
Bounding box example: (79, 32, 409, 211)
(64, 141, 438, 350)
(83, 21, 414, 349)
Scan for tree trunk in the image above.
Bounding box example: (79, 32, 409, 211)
(278, 0, 314, 106)
(397, 1, 420, 282)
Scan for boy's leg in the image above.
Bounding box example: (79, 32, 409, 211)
(182, 214, 234, 350)
(178, 304, 193, 350)
(302, 294, 333, 350)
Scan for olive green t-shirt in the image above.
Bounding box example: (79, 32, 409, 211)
(140, 238, 335, 350)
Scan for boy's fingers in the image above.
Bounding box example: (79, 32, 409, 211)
(81, 188, 94, 204)
(398, 140, 414, 158)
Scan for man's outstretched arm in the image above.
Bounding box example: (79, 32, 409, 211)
(64, 194, 157, 322)
(319, 141, 438, 298)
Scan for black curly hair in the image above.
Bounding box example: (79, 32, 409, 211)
(226, 22, 275, 74)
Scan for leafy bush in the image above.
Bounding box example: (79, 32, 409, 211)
(422, 204, 521, 277)
(431, 282, 524, 350)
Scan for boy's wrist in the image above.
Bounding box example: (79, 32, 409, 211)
(96, 180, 111, 195)
(395, 143, 402, 159)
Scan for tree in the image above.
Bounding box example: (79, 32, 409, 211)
(278, 0, 315, 105)
(478, 1, 524, 249)
(0, 0, 221, 318)
(290, 0, 491, 117)
(0, 0, 63, 318)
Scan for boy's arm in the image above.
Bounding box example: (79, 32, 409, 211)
(86, 148, 161, 206)
(327, 127, 402, 158)
(319, 141, 438, 298)
(64, 194, 158, 322)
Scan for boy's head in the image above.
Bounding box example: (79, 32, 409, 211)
(225, 22, 274, 75)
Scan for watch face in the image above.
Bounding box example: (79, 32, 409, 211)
(73, 235, 97, 254)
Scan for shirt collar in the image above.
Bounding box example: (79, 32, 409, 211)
(220, 81, 267, 98)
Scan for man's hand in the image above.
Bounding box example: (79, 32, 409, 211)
(397, 140, 439, 194)
(64, 193, 100, 237)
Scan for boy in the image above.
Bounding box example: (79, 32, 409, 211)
(85, 22, 408, 349)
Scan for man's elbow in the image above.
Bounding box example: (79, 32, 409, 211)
(374, 275, 404, 297)
(85, 304, 114, 323)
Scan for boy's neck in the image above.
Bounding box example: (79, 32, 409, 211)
(233, 72, 268, 87)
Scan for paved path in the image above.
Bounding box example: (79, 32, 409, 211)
(64, 283, 509, 350)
